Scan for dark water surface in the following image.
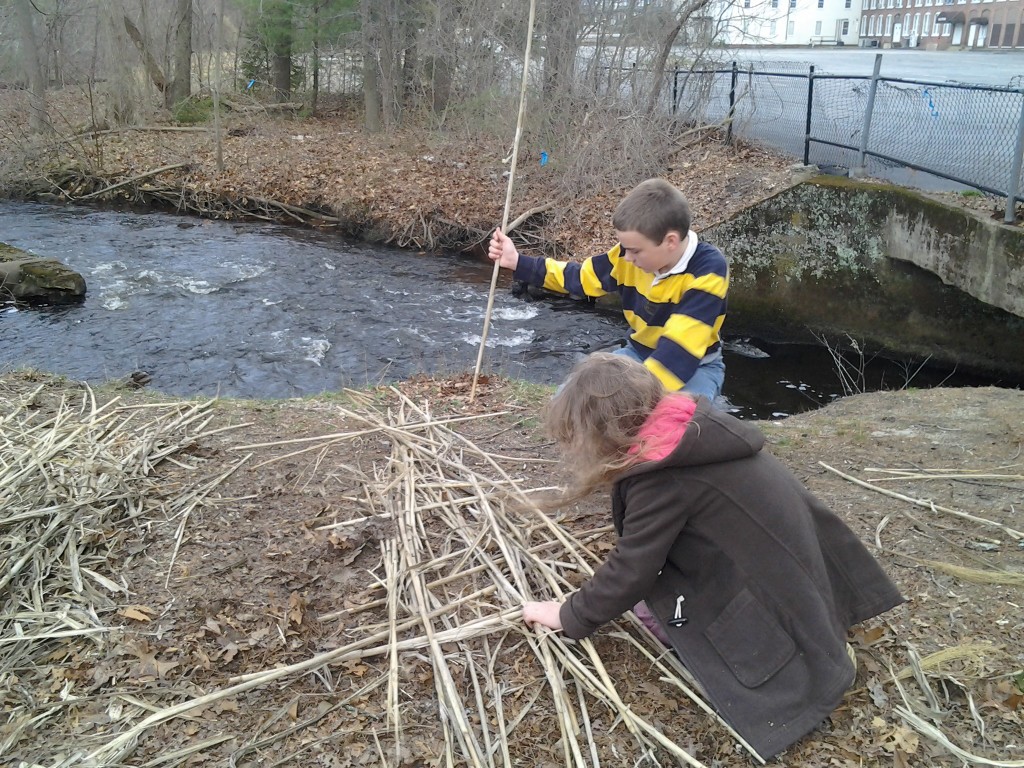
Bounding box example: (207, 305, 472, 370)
(0, 202, 1008, 419)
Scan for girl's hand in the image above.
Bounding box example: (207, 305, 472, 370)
(522, 600, 563, 631)
(488, 227, 520, 271)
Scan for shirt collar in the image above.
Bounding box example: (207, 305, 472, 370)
(653, 230, 699, 283)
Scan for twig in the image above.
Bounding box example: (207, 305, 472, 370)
(819, 462, 1024, 539)
(77, 162, 191, 200)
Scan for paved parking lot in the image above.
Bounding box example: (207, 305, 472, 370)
(730, 47, 1024, 86)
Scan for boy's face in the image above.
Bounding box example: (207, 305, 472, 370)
(616, 229, 685, 275)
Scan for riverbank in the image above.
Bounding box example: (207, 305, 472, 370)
(0, 88, 799, 260)
(1, 370, 1021, 767)
(1, 86, 1022, 768)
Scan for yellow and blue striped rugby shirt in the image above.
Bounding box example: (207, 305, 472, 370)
(513, 241, 728, 391)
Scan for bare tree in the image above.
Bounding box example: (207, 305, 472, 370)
(645, 0, 715, 113)
(542, 0, 579, 100)
(167, 0, 193, 107)
(361, 0, 382, 132)
(212, 0, 226, 171)
(266, 0, 293, 102)
(120, 1, 194, 111)
(123, 13, 169, 101)
(13, 0, 51, 133)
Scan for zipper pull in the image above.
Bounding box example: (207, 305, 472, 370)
(668, 594, 688, 627)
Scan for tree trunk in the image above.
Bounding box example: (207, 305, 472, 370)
(213, 0, 225, 171)
(14, 0, 51, 133)
(645, 0, 712, 113)
(378, 0, 401, 129)
(124, 15, 168, 99)
(267, 0, 293, 102)
(361, 0, 382, 132)
(428, 55, 451, 117)
(311, 1, 321, 115)
(167, 0, 193, 109)
(542, 0, 579, 100)
(363, 55, 382, 132)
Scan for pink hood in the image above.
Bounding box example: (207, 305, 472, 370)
(628, 394, 698, 463)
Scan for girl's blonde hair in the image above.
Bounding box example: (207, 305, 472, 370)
(543, 352, 666, 499)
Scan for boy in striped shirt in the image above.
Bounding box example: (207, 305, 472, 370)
(488, 178, 728, 400)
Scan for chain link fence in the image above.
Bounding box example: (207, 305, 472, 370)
(670, 57, 1024, 223)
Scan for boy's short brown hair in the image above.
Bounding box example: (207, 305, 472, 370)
(611, 179, 692, 243)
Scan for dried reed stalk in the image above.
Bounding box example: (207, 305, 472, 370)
(819, 462, 1024, 539)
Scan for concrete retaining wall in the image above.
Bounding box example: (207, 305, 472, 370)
(705, 176, 1024, 376)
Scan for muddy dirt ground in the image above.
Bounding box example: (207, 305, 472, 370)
(2, 370, 1021, 767)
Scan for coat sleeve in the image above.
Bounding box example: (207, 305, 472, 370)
(560, 472, 691, 639)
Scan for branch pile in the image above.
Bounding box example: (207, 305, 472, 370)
(0, 381, 246, 762)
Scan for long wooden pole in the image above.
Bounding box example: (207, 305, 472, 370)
(470, 0, 537, 402)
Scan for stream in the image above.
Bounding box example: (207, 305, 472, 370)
(0, 201, 1007, 419)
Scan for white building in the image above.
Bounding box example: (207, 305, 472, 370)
(716, 0, 863, 46)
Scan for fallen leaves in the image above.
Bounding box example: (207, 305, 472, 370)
(117, 605, 156, 623)
(124, 639, 179, 682)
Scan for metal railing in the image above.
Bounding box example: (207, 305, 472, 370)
(671, 55, 1024, 223)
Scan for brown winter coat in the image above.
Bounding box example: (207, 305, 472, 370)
(558, 398, 904, 759)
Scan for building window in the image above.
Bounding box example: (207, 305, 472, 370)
(771, 0, 778, 7)
(818, 0, 824, 6)
(770, 19, 778, 33)
(861, 15, 869, 32)
(842, 19, 850, 33)
(790, 0, 797, 7)
(788, 19, 796, 34)
(744, 0, 751, 6)
(845, 0, 852, 7)
(815, 19, 823, 33)
(923, 11, 931, 32)
(886, 12, 894, 32)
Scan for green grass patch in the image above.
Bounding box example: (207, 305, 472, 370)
(172, 96, 215, 125)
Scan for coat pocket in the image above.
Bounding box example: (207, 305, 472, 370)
(704, 588, 795, 688)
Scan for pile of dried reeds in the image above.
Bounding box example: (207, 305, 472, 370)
(0, 380, 247, 760)
(59, 388, 755, 768)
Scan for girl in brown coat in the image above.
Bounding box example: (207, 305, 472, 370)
(523, 353, 903, 759)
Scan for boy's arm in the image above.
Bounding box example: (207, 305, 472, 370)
(513, 247, 618, 299)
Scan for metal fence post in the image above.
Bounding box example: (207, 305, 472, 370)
(803, 65, 815, 166)
(1006, 94, 1024, 224)
(727, 61, 738, 144)
(672, 67, 679, 116)
(852, 53, 883, 178)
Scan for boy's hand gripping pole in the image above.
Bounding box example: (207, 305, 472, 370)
(470, 0, 537, 402)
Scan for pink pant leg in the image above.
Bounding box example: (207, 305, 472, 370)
(633, 600, 671, 646)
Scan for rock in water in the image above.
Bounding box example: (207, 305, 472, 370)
(0, 242, 87, 305)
